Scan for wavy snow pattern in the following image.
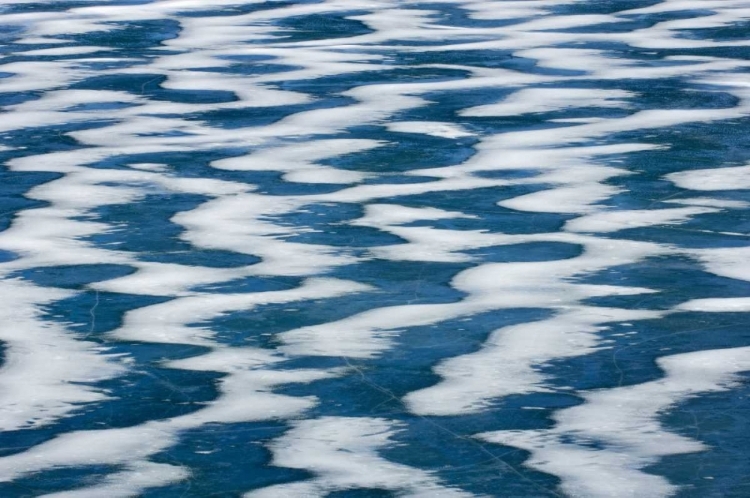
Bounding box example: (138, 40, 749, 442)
(0, 0, 749, 496)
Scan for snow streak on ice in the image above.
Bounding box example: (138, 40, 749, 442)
(0, 0, 749, 496)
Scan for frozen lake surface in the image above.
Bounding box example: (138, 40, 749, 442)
(0, 0, 749, 496)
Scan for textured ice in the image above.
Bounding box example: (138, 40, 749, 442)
(0, 1, 749, 497)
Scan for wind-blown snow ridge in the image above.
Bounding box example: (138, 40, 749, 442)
(0, 0, 748, 496)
